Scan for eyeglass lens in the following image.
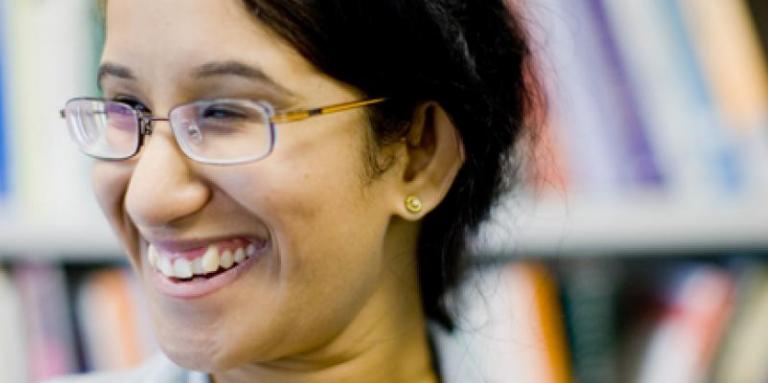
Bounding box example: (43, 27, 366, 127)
(64, 99, 274, 164)
(64, 99, 140, 159)
(170, 99, 273, 164)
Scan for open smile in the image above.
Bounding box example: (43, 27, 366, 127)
(146, 236, 269, 299)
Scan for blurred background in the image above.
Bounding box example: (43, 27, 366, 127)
(1, 0, 767, 382)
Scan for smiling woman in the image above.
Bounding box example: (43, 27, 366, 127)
(51, 0, 539, 382)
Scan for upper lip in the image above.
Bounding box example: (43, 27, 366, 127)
(142, 234, 268, 253)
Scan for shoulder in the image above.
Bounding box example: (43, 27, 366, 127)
(43, 354, 209, 383)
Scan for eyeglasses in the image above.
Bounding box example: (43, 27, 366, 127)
(59, 97, 386, 165)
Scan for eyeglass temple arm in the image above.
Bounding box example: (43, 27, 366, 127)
(270, 97, 386, 124)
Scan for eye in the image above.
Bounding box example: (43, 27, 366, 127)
(200, 104, 248, 120)
(112, 96, 151, 114)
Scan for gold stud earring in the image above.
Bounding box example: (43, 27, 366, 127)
(405, 195, 423, 214)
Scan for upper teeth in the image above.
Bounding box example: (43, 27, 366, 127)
(147, 242, 258, 279)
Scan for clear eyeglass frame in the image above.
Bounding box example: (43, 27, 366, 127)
(59, 96, 387, 165)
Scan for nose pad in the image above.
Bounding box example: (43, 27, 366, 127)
(124, 120, 211, 228)
(182, 120, 203, 144)
(137, 114, 157, 137)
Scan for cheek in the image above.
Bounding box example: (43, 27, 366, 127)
(92, 162, 127, 208)
(228, 148, 386, 290)
(91, 161, 138, 257)
(205, 134, 392, 356)
(228, 120, 384, 266)
(233, 127, 383, 271)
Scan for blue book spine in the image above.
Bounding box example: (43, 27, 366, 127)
(660, 0, 744, 194)
(0, 2, 8, 199)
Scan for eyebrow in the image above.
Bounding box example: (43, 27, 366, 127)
(194, 61, 295, 99)
(97, 62, 136, 90)
(97, 60, 295, 100)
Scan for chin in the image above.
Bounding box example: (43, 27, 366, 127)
(157, 330, 243, 372)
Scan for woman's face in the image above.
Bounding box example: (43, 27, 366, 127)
(95, 0, 412, 370)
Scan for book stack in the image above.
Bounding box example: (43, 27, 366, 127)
(3, 259, 768, 382)
(0, 263, 156, 382)
(523, 0, 768, 202)
(0, 267, 26, 382)
(444, 257, 768, 383)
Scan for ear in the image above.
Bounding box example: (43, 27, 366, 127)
(393, 102, 465, 221)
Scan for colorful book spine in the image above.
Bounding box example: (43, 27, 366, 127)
(581, 0, 664, 190)
(635, 265, 735, 383)
(0, 267, 27, 383)
(580, 0, 664, 194)
(601, 0, 743, 199)
(712, 263, 768, 382)
(76, 268, 156, 371)
(526, 0, 630, 197)
(438, 261, 572, 382)
(518, 0, 768, 199)
(560, 259, 620, 383)
(525, 262, 573, 383)
(13, 263, 78, 381)
(675, 0, 768, 195)
(660, 0, 744, 194)
(676, 0, 768, 131)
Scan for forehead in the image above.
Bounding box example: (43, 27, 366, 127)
(101, 0, 320, 100)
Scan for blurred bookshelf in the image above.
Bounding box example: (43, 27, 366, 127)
(1, 0, 768, 382)
(477, 196, 768, 257)
(0, 218, 119, 260)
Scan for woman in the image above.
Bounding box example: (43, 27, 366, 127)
(55, 0, 538, 381)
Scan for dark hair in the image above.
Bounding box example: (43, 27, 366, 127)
(239, 0, 540, 331)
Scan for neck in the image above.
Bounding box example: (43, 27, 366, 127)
(212, 219, 438, 383)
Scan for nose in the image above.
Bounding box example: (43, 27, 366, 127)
(125, 121, 211, 228)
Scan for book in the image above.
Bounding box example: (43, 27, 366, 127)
(581, 0, 664, 191)
(634, 265, 735, 383)
(13, 263, 78, 381)
(677, 0, 768, 131)
(0, 267, 27, 383)
(601, 0, 743, 199)
(443, 262, 572, 382)
(76, 268, 156, 371)
(711, 263, 768, 382)
(676, 0, 768, 195)
(560, 259, 620, 383)
(526, 0, 642, 198)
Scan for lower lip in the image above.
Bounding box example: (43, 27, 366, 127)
(150, 247, 265, 299)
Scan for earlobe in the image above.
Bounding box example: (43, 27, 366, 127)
(393, 102, 465, 221)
